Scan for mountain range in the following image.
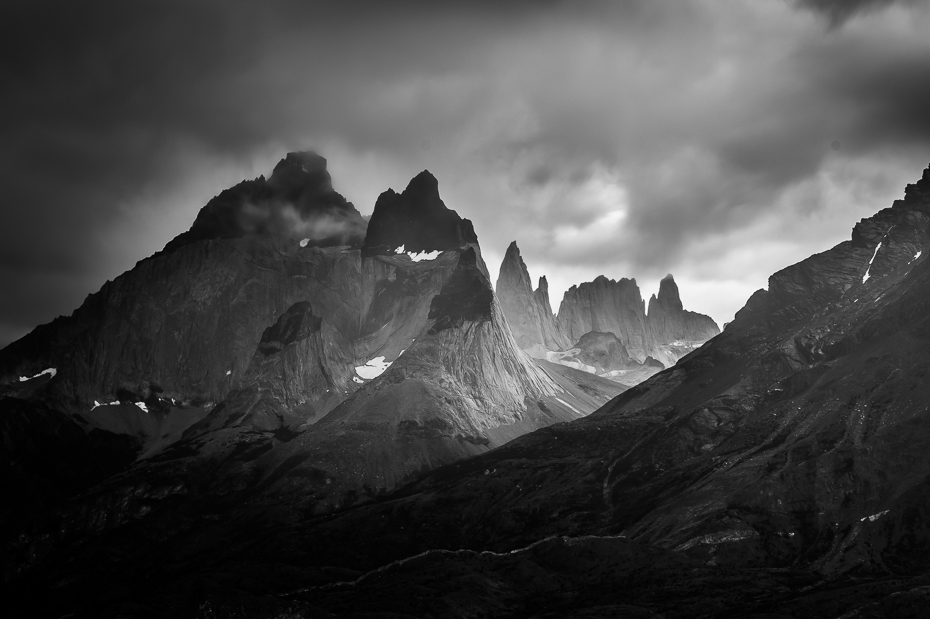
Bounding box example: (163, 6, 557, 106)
(496, 241, 719, 386)
(2, 154, 930, 617)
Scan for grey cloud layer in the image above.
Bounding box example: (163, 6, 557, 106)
(1, 0, 929, 344)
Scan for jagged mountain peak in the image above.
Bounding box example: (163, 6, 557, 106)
(270, 150, 328, 177)
(536, 275, 548, 295)
(589, 274, 640, 290)
(266, 151, 332, 196)
(163, 150, 365, 252)
(499, 240, 530, 281)
(904, 162, 930, 195)
(362, 170, 478, 256)
(556, 270, 717, 370)
(405, 169, 440, 194)
(496, 240, 570, 356)
(655, 273, 683, 311)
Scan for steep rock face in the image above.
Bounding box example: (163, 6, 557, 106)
(0, 236, 365, 416)
(558, 276, 651, 360)
(164, 151, 366, 252)
(495, 241, 570, 357)
(554, 273, 719, 372)
(362, 170, 478, 256)
(254, 247, 614, 506)
(646, 274, 721, 367)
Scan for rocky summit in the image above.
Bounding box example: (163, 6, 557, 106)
(496, 244, 720, 386)
(4, 158, 930, 618)
(164, 151, 367, 252)
(362, 170, 479, 256)
(495, 241, 571, 357)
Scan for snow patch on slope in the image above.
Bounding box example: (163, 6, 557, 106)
(860, 510, 889, 523)
(407, 250, 441, 261)
(862, 242, 882, 283)
(18, 367, 57, 382)
(355, 356, 392, 380)
(545, 351, 596, 374)
(555, 397, 581, 415)
(394, 245, 441, 262)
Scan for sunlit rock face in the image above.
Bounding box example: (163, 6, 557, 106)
(494, 240, 720, 386)
(557, 275, 651, 361)
(645, 274, 721, 367)
(495, 241, 570, 358)
(538, 272, 720, 384)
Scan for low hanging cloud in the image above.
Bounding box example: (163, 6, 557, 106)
(238, 201, 367, 243)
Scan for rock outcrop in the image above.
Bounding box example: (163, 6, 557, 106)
(557, 276, 651, 360)
(561, 331, 632, 373)
(551, 273, 720, 378)
(645, 274, 721, 367)
(493, 243, 720, 383)
(362, 170, 478, 256)
(495, 241, 570, 357)
(164, 151, 367, 252)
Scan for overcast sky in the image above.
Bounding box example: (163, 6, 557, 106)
(2, 0, 930, 347)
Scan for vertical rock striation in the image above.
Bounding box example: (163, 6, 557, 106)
(541, 273, 720, 382)
(645, 274, 721, 367)
(495, 241, 570, 357)
(557, 276, 652, 361)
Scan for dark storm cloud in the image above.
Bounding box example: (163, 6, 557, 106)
(0, 0, 528, 343)
(794, 0, 918, 27)
(1, 0, 930, 343)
